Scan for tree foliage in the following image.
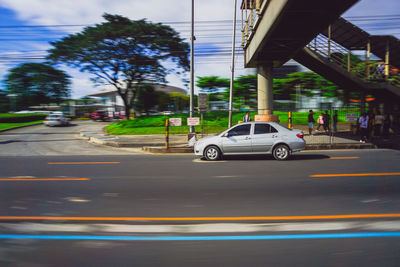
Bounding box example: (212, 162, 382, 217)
(196, 76, 229, 93)
(197, 71, 345, 107)
(47, 13, 189, 119)
(4, 63, 71, 109)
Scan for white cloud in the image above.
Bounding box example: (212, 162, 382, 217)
(0, 0, 234, 25)
(0, 0, 241, 98)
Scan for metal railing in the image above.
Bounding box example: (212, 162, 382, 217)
(241, 0, 265, 48)
(307, 34, 400, 89)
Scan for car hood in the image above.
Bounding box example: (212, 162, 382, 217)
(196, 134, 219, 143)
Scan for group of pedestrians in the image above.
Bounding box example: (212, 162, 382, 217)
(308, 110, 337, 135)
(358, 111, 393, 143)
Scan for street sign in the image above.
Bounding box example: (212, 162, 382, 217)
(346, 113, 358, 122)
(169, 118, 182, 126)
(198, 93, 207, 112)
(187, 117, 200, 126)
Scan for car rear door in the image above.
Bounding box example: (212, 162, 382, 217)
(221, 124, 252, 153)
(251, 123, 279, 152)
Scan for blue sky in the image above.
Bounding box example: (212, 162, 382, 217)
(0, 0, 399, 98)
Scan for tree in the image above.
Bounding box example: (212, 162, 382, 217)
(196, 76, 229, 93)
(134, 84, 158, 114)
(169, 92, 189, 112)
(233, 75, 257, 106)
(47, 13, 189, 119)
(4, 63, 71, 109)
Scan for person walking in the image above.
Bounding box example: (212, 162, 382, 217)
(333, 110, 338, 133)
(307, 110, 315, 135)
(316, 113, 324, 131)
(243, 111, 251, 122)
(323, 111, 331, 133)
(358, 113, 369, 143)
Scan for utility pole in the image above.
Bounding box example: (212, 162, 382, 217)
(189, 0, 195, 133)
(228, 0, 237, 128)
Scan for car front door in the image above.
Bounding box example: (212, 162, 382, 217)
(251, 123, 279, 152)
(222, 124, 252, 153)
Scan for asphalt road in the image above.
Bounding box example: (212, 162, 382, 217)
(1, 122, 400, 266)
(0, 121, 139, 156)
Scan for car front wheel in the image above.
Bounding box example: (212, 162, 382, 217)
(273, 144, 290, 160)
(204, 146, 221, 161)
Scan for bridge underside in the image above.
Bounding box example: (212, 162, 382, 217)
(245, 0, 359, 68)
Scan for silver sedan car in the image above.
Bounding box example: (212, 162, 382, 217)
(43, 114, 70, 127)
(194, 122, 306, 161)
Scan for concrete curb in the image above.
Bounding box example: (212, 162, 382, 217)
(142, 146, 193, 153)
(304, 143, 376, 150)
(0, 122, 43, 133)
(89, 136, 185, 148)
(142, 143, 376, 154)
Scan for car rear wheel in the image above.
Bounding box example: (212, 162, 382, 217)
(273, 144, 290, 160)
(204, 146, 221, 161)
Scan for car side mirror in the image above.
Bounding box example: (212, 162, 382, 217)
(222, 133, 229, 137)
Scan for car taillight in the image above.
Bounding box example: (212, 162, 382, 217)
(56, 119, 61, 121)
(296, 133, 304, 139)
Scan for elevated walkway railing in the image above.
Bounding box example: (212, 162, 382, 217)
(306, 34, 400, 89)
(240, 0, 265, 48)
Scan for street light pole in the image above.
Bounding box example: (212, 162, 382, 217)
(189, 0, 195, 133)
(228, 0, 237, 128)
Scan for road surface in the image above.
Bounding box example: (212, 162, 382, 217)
(0, 122, 400, 266)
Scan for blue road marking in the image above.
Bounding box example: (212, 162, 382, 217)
(0, 232, 400, 241)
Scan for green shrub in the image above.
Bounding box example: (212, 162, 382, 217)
(0, 113, 47, 123)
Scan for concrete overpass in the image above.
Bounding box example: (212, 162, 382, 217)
(241, 0, 359, 121)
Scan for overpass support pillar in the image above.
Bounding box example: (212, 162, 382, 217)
(255, 63, 279, 122)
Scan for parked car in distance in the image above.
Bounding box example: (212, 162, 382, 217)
(194, 121, 305, 161)
(44, 114, 70, 127)
(90, 110, 109, 121)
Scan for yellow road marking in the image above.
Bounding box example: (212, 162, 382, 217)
(329, 157, 360, 159)
(0, 178, 90, 181)
(1, 214, 400, 221)
(311, 172, 400, 178)
(48, 162, 120, 165)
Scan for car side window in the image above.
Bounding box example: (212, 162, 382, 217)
(254, 124, 278, 134)
(228, 124, 251, 136)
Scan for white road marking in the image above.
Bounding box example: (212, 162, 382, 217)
(2, 221, 400, 233)
(361, 199, 380, 203)
(64, 197, 91, 203)
(7, 176, 36, 179)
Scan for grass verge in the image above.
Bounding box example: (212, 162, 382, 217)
(0, 121, 43, 131)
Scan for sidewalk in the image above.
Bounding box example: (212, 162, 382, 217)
(80, 123, 400, 153)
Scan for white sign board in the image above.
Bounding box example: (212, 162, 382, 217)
(169, 118, 182, 126)
(346, 113, 358, 122)
(187, 117, 200, 126)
